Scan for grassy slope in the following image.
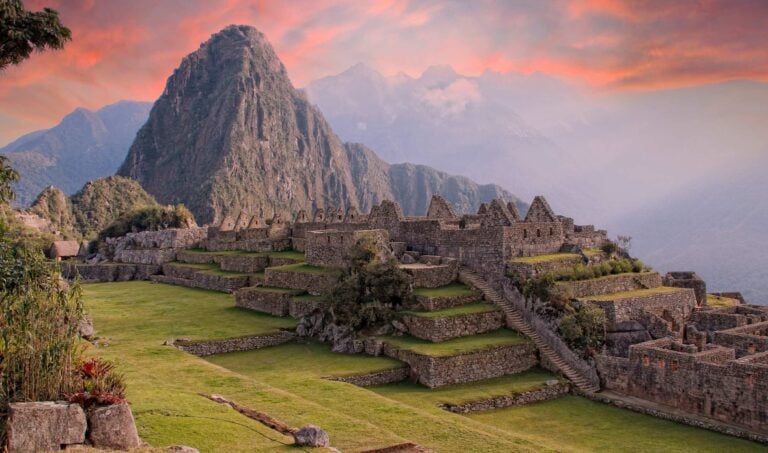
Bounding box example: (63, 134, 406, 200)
(267, 263, 339, 274)
(182, 249, 305, 261)
(405, 302, 499, 319)
(582, 286, 685, 301)
(413, 283, 479, 298)
(379, 329, 529, 357)
(83, 282, 764, 453)
(510, 253, 581, 264)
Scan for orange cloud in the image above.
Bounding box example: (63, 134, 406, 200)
(2, 0, 767, 145)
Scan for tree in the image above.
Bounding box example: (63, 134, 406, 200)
(0, 0, 71, 70)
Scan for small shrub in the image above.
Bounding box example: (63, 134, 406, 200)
(601, 241, 618, 256)
(559, 304, 606, 354)
(632, 259, 646, 273)
(68, 357, 126, 408)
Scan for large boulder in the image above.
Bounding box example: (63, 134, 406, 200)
(293, 424, 330, 447)
(6, 401, 87, 451)
(87, 403, 141, 450)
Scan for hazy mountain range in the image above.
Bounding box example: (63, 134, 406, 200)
(1, 101, 152, 206)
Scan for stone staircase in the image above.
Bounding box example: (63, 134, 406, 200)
(459, 269, 601, 393)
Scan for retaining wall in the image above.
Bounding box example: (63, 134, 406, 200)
(383, 341, 537, 388)
(324, 367, 409, 387)
(441, 382, 571, 413)
(402, 309, 503, 342)
(264, 268, 339, 295)
(556, 272, 662, 298)
(173, 331, 295, 356)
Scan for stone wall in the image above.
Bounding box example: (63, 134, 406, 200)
(235, 287, 300, 316)
(507, 254, 583, 280)
(584, 288, 697, 336)
(114, 248, 177, 265)
(441, 382, 571, 413)
(556, 272, 662, 298)
(324, 367, 409, 387)
(664, 272, 707, 306)
(63, 263, 160, 282)
(219, 254, 270, 272)
(714, 321, 768, 357)
(400, 257, 458, 288)
(596, 338, 768, 432)
(415, 291, 481, 311)
(382, 341, 537, 388)
(692, 305, 768, 338)
(305, 229, 390, 267)
(110, 227, 207, 249)
(173, 331, 295, 356)
(264, 268, 339, 295)
(402, 309, 503, 342)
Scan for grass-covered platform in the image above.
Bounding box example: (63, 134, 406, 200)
(379, 329, 529, 357)
(266, 262, 339, 274)
(180, 249, 305, 261)
(404, 302, 499, 320)
(580, 286, 686, 301)
(509, 253, 582, 264)
(82, 281, 765, 452)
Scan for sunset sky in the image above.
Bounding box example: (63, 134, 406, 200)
(2, 0, 768, 145)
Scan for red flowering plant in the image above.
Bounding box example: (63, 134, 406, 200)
(67, 357, 126, 408)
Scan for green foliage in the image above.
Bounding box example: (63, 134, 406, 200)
(70, 176, 160, 238)
(323, 239, 413, 331)
(558, 305, 606, 354)
(522, 273, 555, 301)
(601, 241, 618, 256)
(0, 240, 83, 409)
(0, 0, 71, 70)
(98, 204, 195, 240)
(553, 258, 649, 282)
(0, 156, 19, 207)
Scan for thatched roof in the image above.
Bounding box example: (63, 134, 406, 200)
(50, 241, 80, 259)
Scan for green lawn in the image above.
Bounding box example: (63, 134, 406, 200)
(583, 248, 603, 257)
(466, 396, 762, 453)
(82, 282, 765, 453)
(267, 263, 339, 275)
(582, 286, 685, 301)
(707, 294, 740, 308)
(371, 369, 560, 406)
(413, 282, 479, 298)
(405, 302, 499, 319)
(379, 329, 529, 357)
(510, 253, 581, 264)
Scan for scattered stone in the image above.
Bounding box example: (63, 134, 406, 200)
(88, 402, 141, 450)
(79, 315, 95, 339)
(293, 424, 330, 447)
(545, 379, 560, 387)
(6, 401, 87, 452)
(391, 319, 408, 333)
(166, 446, 200, 453)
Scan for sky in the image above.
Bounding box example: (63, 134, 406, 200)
(2, 0, 768, 146)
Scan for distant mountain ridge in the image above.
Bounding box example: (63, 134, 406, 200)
(1, 101, 152, 206)
(118, 25, 522, 224)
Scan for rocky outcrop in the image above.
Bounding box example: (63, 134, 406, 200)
(293, 425, 330, 448)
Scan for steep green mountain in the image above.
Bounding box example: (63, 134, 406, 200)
(1, 101, 152, 206)
(118, 25, 521, 224)
(29, 176, 160, 239)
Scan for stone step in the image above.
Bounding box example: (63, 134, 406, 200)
(459, 269, 600, 394)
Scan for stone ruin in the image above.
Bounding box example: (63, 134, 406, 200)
(61, 194, 768, 438)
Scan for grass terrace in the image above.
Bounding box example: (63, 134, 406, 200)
(413, 282, 479, 298)
(405, 302, 499, 319)
(583, 248, 603, 257)
(707, 294, 741, 308)
(81, 282, 765, 452)
(580, 286, 685, 301)
(247, 286, 303, 295)
(371, 369, 561, 407)
(510, 253, 581, 264)
(379, 329, 528, 357)
(181, 248, 305, 261)
(166, 261, 264, 279)
(267, 262, 339, 275)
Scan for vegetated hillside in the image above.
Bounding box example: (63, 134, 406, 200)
(29, 176, 161, 239)
(1, 101, 152, 206)
(118, 25, 521, 225)
(610, 155, 768, 303)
